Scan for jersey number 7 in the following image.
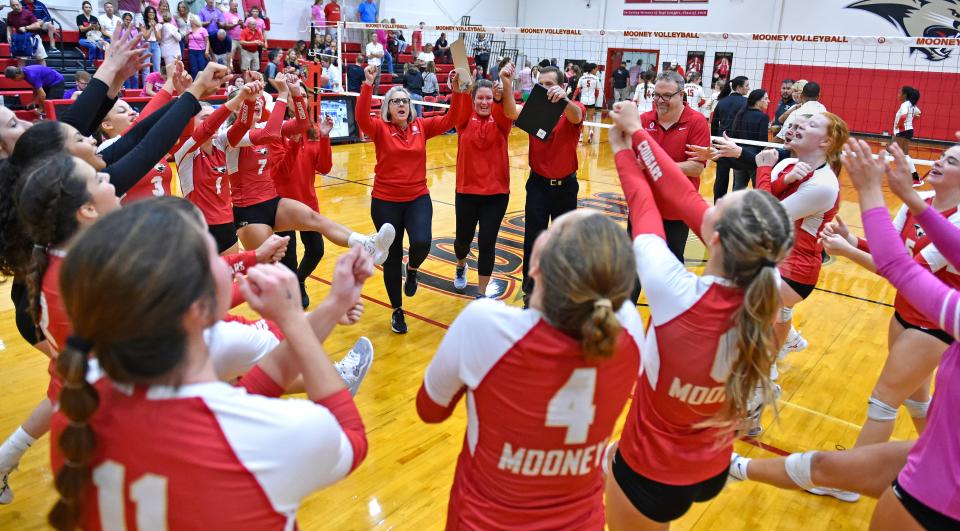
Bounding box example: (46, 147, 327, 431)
(545, 368, 597, 445)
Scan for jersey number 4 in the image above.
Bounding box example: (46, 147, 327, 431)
(546, 368, 597, 445)
(93, 460, 168, 531)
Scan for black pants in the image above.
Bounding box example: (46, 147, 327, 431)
(44, 81, 65, 100)
(455, 193, 509, 277)
(628, 218, 689, 303)
(732, 168, 754, 191)
(277, 230, 325, 283)
(523, 171, 579, 294)
(371, 194, 433, 308)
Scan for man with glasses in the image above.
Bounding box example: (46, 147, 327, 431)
(633, 70, 709, 286)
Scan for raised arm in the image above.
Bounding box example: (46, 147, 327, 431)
(280, 82, 310, 136)
(353, 66, 380, 140)
(424, 76, 468, 138)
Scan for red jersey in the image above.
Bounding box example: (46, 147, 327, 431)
(757, 159, 840, 286)
(455, 103, 512, 196)
(892, 196, 960, 329)
(120, 162, 172, 204)
(176, 104, 234, 226)
(639, 104, 710, 215)
(51, 371, 366, 530)
(272, 135, 332, 211)
(527, 101, 585, 179)
(323, 1, 341, 22)
(215, 97, 289, 207)
(355, 83, 467, 202)
(417, 299, 642, 529)
(617, 132, 751, 484)
(40, 250, 68, 402)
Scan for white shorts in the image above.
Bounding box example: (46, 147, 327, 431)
(32, 36, 48, 59)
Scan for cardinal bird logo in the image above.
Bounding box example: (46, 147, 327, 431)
(847, 0, 960, 61)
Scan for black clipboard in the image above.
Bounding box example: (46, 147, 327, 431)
(515, 83, 567, 142)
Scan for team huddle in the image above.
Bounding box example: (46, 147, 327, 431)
(0, 24, 957, 531)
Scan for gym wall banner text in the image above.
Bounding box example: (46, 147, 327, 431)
(623, 0, 708, 17)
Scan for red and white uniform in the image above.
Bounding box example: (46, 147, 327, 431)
(176, 104, 234, 226)
(354, 83, 468, 202)
(527, 101, 586, 179)
(894, 101, 921, 135)
(454, 103, 512, 195)
(576, 73, 601, 107)
(417, 299, 642, 530)
(618, 129, 750, 484)
(214, 96, 289, 208)
(757, 159, 840, 286)
(683, 82, 705, 115)
(269, 95, 328, 211)
(50, 369, 367, 530)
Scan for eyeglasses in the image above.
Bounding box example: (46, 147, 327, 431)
(652, 89, 682, 101)
(389, 98, 410, 105)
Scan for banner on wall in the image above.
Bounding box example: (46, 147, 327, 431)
(711, 52, 732, 86)
(686, 51, 705, 77)
(624, 0, 708, 17)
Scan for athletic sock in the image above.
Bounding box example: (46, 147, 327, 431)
(347, 232, 365, 248)
(0, 427, 36, 471)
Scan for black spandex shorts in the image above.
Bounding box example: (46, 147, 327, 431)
(782, 276, 815, 300)
(611, 449, 728, 523)
(896, 130, 915, 140)
(892, 478, 960, 530)
(233, 196, 280, 229)
(894, 311, 953, 346)
(208, 222, 239, 254)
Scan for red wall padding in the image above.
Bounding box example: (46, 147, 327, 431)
(762, 63, 957, 142)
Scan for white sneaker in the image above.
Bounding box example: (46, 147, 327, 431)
(771, 361, 779, 381)
(453, 263, 468, 291)
(728, 452, 749, 482)
(0, 470, 12, 505)
(334, 337, 374, 397)
(778, 329, 808, 360)
(362, 224, 396, 266)
(807, 486, 861, 503)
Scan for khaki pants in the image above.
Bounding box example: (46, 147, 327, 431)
(240, 48, 260, 72)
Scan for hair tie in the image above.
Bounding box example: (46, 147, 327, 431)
(593, 298, 613, 310)
(67, 420, 87, 428)
(761, 258, 777, 269)
(66, 335, 94, 354)
(62, 460, 85, 469)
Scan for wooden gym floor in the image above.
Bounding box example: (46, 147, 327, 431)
(0, 125, 939, 530)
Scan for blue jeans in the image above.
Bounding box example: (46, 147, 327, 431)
(142, 41, 160, 76)
(409, 93, 423, 118)
(189, 49, 207, 78)
(383, 49, 393, 75)
(78, 39, 103, 66)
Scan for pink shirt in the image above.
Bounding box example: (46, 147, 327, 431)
(311, 4, 325, 25)
(188, 28, 207, 50)
(223, 10, 242, 40)
(140, 71, 165, 96)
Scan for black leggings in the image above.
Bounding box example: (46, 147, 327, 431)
(454, 193, 509, 277)
(277, 230, 325, 283)
(371, 194, 433, 308)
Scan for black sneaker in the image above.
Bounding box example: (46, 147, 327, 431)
(404, 265, 419, 297)
(391, 308, 407, 334)
(299, 282, 309, 309)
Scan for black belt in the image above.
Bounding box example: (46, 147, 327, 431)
(533, 174, 571, 187)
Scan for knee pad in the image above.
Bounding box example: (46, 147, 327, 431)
(785, 451, 817, 490)
(867, 396, 899, 422)
(904, 398, 931, 419)
(778, 307, 793, 323)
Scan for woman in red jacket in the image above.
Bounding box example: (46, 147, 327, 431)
(355, 65, 470, 333)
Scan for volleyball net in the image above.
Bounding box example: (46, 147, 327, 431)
(330, 21, 960, 164)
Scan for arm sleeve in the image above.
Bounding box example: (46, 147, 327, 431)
(104, 94, 202, 197)
(247, 98, 286, 145)
(354, 83, 379, 140)
(100, 98, 176, 164)
(223, 250, 258, 274)
(630, 128, 708, 240)
(224, 99, 254, 148)
(916, 205, 960, 271)
(779, 176, 838, 222)
(314, 136, 333, 175)
(856, 237, 870, 253)
(316, 389, 367, 473)
(864, 206, 960, 340)
(614, 149, 665, 239)
(423, 90, 467, 139)
(280, 95, 310, 136)
(176, 103, 233, 161)
(58, 78, 117, 137)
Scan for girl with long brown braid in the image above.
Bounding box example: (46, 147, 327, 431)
(603, 101, 794, 529)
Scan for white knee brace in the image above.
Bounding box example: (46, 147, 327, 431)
(867, 396, 899, 422)
(785, 451, 818, 490)
(904, 398, 931, 419)
(778, 307, 793, 323)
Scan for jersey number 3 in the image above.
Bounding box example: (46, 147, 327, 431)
(546, 368, 597, 445)
(93, 460, 168, 531)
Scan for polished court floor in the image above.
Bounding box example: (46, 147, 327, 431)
(0, 125, 938, 530)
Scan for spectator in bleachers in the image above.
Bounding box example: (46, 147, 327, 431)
(118, 12, 139, 87)
(264, 48, 280, 78)
(141, 66, 164, 95)
(357, 0, 376, 44)
(99, 1, 119, 41)
(434, 32, 450, 63)
(323, 0, 340, 38)
(365, 32, 383, 91)
(132, 0, 149, 26)
(210, 28, 230, 66)
(411, 22, 423, 57)
(141, 6, 162, 75)
(417, 43, 434, 65)
(197, 0, 221, 35)
(518, 61, 533, 100)
(21, 0, 56, 52)
(375, 23, 392, 76)
(238, 16, 263, 72)
(186, 13, 210, 77)
(4, 64, 63, 105)
(64, 69, 90, 99)
(7, 0, 48, 65)
(159, 11, 181, 66)
(346, 53, 364, 92)
(310, 0, 325, 31)
(173, 1, 189, 51)
(246, 6, 265, 32)
(421, 60, 437, 98)
(323, 56, 340, 92)
(321, 33, 335, 56)
(223, 1, 242, 70)
(76, 0, 101, 65)
(402, 62, 424, 118)
(294, 39, 307, 57)
(83, 21, 106, 66)
(392, 24, 407, 54)
(157, 0, 171, 20)
(473, 33, 490, 79)
(284, 47, 300, 72)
